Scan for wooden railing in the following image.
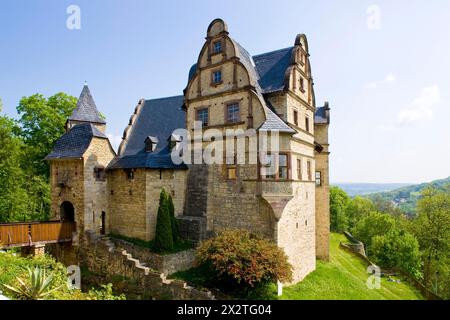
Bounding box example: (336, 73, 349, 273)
(0, 221, 75, 248)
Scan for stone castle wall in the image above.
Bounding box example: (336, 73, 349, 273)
(83, 137, 116, 233)
(108, 168, 148, 240)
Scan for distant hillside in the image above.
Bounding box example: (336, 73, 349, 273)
(333, 183, 412, 197)
(367, 176, 450, 216)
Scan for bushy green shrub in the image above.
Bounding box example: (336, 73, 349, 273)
(195, 229, 292, 292)
(154, 189, 174, 252)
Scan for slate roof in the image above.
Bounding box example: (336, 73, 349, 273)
(253, 47, 294, 94)
(314, 106, 330, 124)
(46, 123, 108, 160)
(68, 85, 106, 124)
(108, 96, 187, 170)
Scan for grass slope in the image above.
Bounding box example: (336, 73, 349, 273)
(257, 233, 423, 300)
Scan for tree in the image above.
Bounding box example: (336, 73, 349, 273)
(345, 196, 375, 231)
(413, 186, 450, 297)
(370, 230, 422, 278)
(167, 193, 180, 244)
(330, 186, 350, 232)
(352, 211, 396, 249)
(16, 93, 77, 178)
(153, 189, 174, 252)
(0, 116, 29, 222)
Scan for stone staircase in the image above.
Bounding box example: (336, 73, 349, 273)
(84, 232, 215, 300)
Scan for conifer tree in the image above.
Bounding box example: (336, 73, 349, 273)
(154, 189, 173, 252)
(167, 194, 180, 244)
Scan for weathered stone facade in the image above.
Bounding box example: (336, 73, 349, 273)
(47, 19, 330, 285)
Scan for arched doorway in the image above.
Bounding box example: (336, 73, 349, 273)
(60, 201, 75, 222)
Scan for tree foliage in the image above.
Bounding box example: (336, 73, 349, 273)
(370, 230, 422, 277)
(0, 93, 76, 222)
(17, 93, 77, 178)
(330, 186, 350, 232)
(413, 186, 450, 298)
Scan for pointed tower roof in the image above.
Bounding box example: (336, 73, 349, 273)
(68, 83, 106, 124)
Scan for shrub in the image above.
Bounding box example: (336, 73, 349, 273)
(195, 229, 292, 292)
(153, 189, 174, 252)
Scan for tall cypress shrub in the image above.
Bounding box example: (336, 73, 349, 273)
(154, 189, 173, 252)
(167, 194, 180, 244)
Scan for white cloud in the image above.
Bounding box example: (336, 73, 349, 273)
(397, 85, 441, 125)
(107, 133, 123, 152)
(365, 73, 396, 89)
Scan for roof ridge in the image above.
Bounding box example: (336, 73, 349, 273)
(252, 46, 294, 59)
(145, 95, 184, 102)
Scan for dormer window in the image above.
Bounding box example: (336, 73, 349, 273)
(168, 134, 182, 150)
(145, 136, 159, 153)
(213, 40, 222, 54)
(212, 70, 222, 85)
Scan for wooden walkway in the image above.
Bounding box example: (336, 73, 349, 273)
(0, 221, 75, 248)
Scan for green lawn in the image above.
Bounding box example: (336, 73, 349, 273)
(256, 233, 424, 300)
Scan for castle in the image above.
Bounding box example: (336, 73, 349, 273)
(46, 19, 330, 283)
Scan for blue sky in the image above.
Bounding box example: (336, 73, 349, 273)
(1, 0, 449, 183)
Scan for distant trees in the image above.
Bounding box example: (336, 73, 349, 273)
(0, 93, 76, 222)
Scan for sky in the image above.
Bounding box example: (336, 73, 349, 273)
(0, 0, 449, 184)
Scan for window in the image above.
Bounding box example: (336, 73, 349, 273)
(94, 167, 106, 181)
(213, 40, 222, 54)
(261, 154, 276, 179)
(225, 154, 237, 180)
(307, 160, 312, 181)
(260, 153, 289, 180)
(279, 154, 288, 179)
(227, 167, 237, 180)
(145, 136, 158, 153)
(305, 116, 310, 132)
(300, 78, 305, 92)
(293, 110, 298, 126)
(196, 108, 209, 127)
(212, 70, 222, 84)
(227, 103, 240, 124)
(297, 158, 302, 180)
(315, 171, 322, 186)
(125, 169, 135, 180)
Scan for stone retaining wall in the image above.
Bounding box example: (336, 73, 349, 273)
(80, 232, 214, 300)
(110, 238, 195, 275)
